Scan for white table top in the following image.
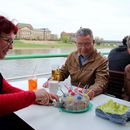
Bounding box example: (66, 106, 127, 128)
(9, 78, 130, 130)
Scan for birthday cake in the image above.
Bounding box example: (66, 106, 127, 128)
(55, 85, 91, 112)
(61, 93, 89, 111)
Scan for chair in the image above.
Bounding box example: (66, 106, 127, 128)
(106, 70, 125, 99)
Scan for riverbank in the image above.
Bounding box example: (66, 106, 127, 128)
(14, 40, 75, 49)
(14, 40, 117, 49)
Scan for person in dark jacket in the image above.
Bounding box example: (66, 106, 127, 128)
(108, 36, 130, 71)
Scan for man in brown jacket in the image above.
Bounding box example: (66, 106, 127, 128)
(59, 28, 109, 99)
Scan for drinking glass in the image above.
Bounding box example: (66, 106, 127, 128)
(28, 77, 37, 91)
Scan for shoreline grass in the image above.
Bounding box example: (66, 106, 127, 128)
(14, 40, 117, 49)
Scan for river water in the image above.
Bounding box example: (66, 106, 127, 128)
(0, 48, 111, 79)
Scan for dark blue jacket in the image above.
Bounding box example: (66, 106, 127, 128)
(108, 45, 130, 71)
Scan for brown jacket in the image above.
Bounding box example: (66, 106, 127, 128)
(59, 49, 109, 96)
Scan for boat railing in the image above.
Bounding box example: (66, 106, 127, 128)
(7, 72, 51, 82)
(5, 52, 109, 81)
(5, 52, 108, 60)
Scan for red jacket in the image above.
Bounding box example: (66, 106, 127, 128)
(0, 79, 35, 116)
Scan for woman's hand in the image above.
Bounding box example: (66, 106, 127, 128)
(34, 88, 59, 105)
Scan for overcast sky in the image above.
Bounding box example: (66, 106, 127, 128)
(0, 0, 130, 40)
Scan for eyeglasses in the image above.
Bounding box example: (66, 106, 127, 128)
(0, 36, 13, 45)
(76, 42, 91, 48)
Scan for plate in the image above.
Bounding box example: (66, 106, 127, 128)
(60, 102, 93, 113)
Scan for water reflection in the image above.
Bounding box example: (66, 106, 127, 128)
(8, 48, 76, 55)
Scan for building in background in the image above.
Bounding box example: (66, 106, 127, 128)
(60, 32, 76, 42)
(16, 23, 58, 40)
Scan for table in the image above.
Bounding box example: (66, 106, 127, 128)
(9, 78, 130, 130)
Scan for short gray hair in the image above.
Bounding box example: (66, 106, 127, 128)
(76, 28, 93, 39)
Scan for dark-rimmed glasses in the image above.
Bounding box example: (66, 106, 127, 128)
(0, 36, 13, 45)
(76, 42, 91, 48)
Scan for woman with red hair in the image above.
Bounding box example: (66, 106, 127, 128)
(0, 16, 59, 116)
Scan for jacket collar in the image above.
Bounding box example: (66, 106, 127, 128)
(73, 49, 99, 65)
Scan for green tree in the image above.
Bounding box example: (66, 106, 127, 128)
(61, 35, 70, 43)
